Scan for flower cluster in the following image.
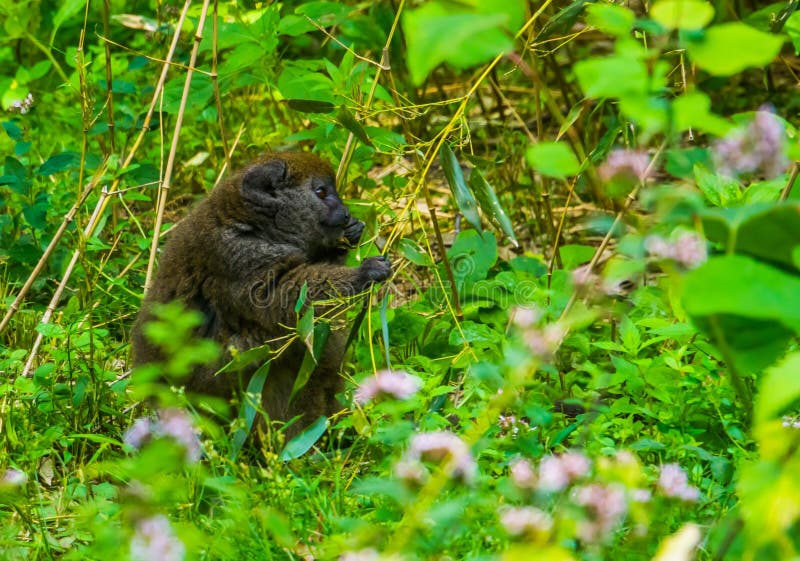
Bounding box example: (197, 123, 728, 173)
(123, 408, 202, 463)
(130, 515, 185, 561)
(645, 232, 707, 269)
(499, 506, 553, 539)
(572, 483, 628, 542)
(658, 463, 700, 502)
(396, 431, 477, 484)
(782, 415, 800, 429)
(1, 468, 27, 488)
(8, 93, 34, 114)
(713, 105, 788, 179)
(598, 149, 652, 184)
(538, 451, 591, 492)
(354, 370, 422, 404)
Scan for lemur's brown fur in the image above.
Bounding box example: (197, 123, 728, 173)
(131, 152, 391, 434)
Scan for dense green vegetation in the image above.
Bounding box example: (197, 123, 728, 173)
(2, 0, 800, 559)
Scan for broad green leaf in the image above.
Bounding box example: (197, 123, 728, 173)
(786, 11, 800, 54)
(574, 54, 649, 99)
(685, 23, 785, 76)
(526, 142, 580, 179)
(756, 352, 800, 424)
(701, 203, 800, 271)
(448, 230, 498, 286)
(650, 0, 714, 30)
(280, 415, 328, 460)
(673, 92, 732, 136)
(51, 0, 86, 43)
(693, 165, 742, 206)
(403, 1, 524, 85)
(683, 255, 800, 371)
(36, 152, 82, 176)
(230, 361, 270, 460)
(586, 3, 635, 36)
(290, 322, 331, 403)
(278, 65, 336, 104)
(469, 169, 518, 246)
(286, 99, 336, 114)
(440, 144, 483, 235)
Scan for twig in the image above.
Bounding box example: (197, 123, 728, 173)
(145, 0, 213, 291)
(211, 0, 230, 170)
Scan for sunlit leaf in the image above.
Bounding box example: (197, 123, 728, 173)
(526, 142, 580, 178)
(650, 0, 714, 30)
(685, 22, 784, 76)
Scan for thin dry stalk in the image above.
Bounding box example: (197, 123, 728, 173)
(211, 0, 230, 169)
(145, 0, 213, 291)
(102, 0, 116, 153)
(22, 188, 111, 377)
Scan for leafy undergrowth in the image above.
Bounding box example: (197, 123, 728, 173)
(2, 1, 800, 560)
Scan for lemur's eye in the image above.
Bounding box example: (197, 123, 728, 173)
(314, 185, 328, 199)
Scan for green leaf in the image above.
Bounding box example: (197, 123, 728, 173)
(229, 361, 270, 460)
(402, 1, 524, 85)
(650, 0, 714, 30)
(294, 282, 309, 314)
(574, 54, 649, 99)
(448, 230, 498, 286)
(785, 11, 800, 54)
(280, 416, 328, 460)
(398, 238, 433, 267)
(336, 107, 373, 147)
(685, 22, 785, 76)
(683, 255, 800, 371)
(290, 322, 331, 403)
(693, 164, 742, 206)
(701, 203, 800, 271)
(756, 352, 800, 424)
(2, 121, 22, 141)
(36, 152, 82, 176)
(585, 3, 635, 36)
(51, 0, 86, 42)
(469, 169, 518, 247)
(526, 142, 580, 179)
(286, 99, 336, 114)
(440, 144, 483, 235)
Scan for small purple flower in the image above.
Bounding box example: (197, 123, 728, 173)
(599, 149, 651, 184)
(130, 515, 185, 561)
(354, 370, 422, 404)
(713, 105, 788, 179)
(511, 306, 541, 328)
(658, 463, 700, 502)
(8, 93, 34, 114)
(499, 506, 553, 537)
(123, 417, 154, 450)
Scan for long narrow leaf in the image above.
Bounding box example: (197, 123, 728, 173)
(229, 361, 271, 460)
(469, 169, 518, 247)
(440, 144, 483, 234)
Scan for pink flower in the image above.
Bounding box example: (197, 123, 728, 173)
(511, 306, 541, 328)
(1, 468, 27, 487)
(500, 506, 553, 537)
(599, 149, 651, 184)
(123, 408, 201, 463)
(130, 515, 185, 561)
(572, 483, 628, 543)
(406, 431, 477, 483)
(658, 463, 700, 502)
(509, 458, 537, 489)
(339, 550, 380, 561)
(645, 233, 707, 269)
(354, 370, 422, 404)
(523, 324, 566, 360)
(538, 451, 591, 492)
(713, 105, 788, 179)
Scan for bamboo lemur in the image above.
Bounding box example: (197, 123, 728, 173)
(131, 152, 392, 434)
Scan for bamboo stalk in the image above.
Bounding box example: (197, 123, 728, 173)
(144, 0, 213, 292)
(21, 188, 112, 377)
